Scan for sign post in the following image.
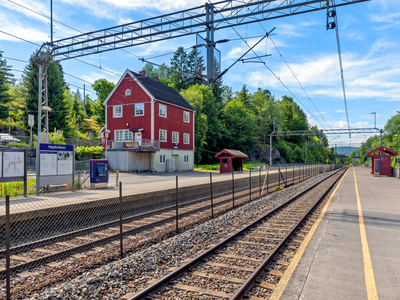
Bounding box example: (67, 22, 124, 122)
(28, 115, 34, 148)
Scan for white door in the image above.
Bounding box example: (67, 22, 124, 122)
(135, 132, 142, 146)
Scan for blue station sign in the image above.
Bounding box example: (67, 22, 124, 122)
(40, 144, 74, 151)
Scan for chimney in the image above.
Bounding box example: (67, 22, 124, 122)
(139, 71, 146, 76)
(154, 77, 159, 82)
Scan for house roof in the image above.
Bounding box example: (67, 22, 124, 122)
(129, 71, 195, 111)
(366, 146, 398, 157)
(103, 69, 195, 112)
(215, 149, 248, 159)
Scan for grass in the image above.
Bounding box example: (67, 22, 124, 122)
(1, 178, 36, 196)
(194, 162, 269, 172)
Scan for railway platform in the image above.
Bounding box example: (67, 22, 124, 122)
(272, 166, 400, 300)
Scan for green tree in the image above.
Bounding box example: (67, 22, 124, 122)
(180, 85, 208, 164)
(0, 50, 14, 120)
(23, 52, 68, 134)
(92, 79, 115, 126)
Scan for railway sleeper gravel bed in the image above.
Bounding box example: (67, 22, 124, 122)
(142, 169, 344, 299)
(0, 169, 339, 299)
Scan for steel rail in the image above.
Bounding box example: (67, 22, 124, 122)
(128, 167, 343, 300)
(231, 168, 346, 299)
(0, 174, 292, 278)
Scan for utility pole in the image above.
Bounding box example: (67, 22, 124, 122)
(205, 3, 215, 82)
(269, 119, 275, 167)
(371, 112, 376, 129)
(77, 115, 79, 147)
(305, 141, 308, 164)
(8, 105, 10, 134)
(83, 84, 86, 116)
(50, 0, 53, 43)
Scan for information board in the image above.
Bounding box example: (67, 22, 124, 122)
(3, 150, 25, 177)
(40, 144, 74, 176)
(40, 151, 57, 176)
(57, 151, 73, 175)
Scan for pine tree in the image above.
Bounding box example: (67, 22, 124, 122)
(0, 50, 14, 120)
(23, 52, 69, 134)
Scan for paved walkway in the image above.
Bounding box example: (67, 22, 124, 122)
(272, 166, 400, 300)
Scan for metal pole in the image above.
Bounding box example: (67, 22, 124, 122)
(176, 176, 178, 233)
(8, 104, 10, 134)
(77, 116, 79, 147)
(249, 168, 251, 201)
(210, 172, 213, 219)
(119, 182, 123, 259)
(232, 170, 235, 208)
(285, 165, 287, 187)
(267, 169, 269, 194)
(6, 195, 11, 300)
(259, 168, 261, 198)
(36, 63, 43, 196)
(206, 3, 215, 81)
(278, 166, 281, 188)
(293, 165, 294, 185)
(299, 165, 300, 183)
(30, 126, 32, 148)
(269, 134, 272, 167)
(50, 0, 53, 42)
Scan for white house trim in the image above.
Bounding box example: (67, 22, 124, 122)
(151, 98, 155, 141)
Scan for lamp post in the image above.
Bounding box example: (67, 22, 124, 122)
(371, 112, 376, 129)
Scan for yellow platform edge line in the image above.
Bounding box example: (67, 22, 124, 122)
(353, 167, 379, 300)
(269, 167, 349, 300)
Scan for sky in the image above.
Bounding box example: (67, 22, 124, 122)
(1, 0, 399, 147)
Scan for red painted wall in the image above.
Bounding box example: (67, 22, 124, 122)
(106, 73, 194, 150)
(154, 101, 193, 150)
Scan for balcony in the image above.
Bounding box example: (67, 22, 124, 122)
(106, 139, 160, 152)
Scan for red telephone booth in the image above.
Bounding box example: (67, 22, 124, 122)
(366, 146, 398, 176)
(215, 149, 248, 173)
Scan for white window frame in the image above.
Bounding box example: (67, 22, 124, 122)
(183, 111, 190, 123)
(159, 129, 167, 142)
(159, 104, 167, 118)
(124, 130, 133, 141)
(183, 133, 190, 144)
(113, 105, 122, 118)
(172, 131, 179, 144)
(184, 155, 189, 163)
(125, 89, 131, 96)
(134, 103, 144, 116)
(115, 130, 123, 142)
(160, 154, 166, 164)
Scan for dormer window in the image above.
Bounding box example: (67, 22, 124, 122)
(125, 89, 131, 96)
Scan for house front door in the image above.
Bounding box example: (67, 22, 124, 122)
(135, 132, 142, 146)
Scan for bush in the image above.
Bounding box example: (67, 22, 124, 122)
(1, 142, 30, 148)
(274, 186, 283, 191)
(75, 146, 104, 160)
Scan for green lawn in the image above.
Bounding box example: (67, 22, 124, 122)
(195, 162, 268, 172)
(0, 178, 36, 196)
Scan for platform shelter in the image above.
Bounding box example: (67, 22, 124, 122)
(366, 146, 398, 176)
(215, 149, 248, 173)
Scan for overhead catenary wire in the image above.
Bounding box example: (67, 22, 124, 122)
(207, 0, 329, 132)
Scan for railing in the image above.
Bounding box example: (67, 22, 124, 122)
(106, 139, 160, 151)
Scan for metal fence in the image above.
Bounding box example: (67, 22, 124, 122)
(0, 163, 339, 299)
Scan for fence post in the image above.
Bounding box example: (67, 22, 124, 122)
(249, 169, 251, 201)
(286, 165, 288, 186)
(278, 166, 281, 188)
(176, 176, 179, 233)
(6, 195, 11, 300)
(232, 170, 235, 208)
(259, 168, 261, 198)
(210, 172, 213, 219)
(293, 165, 294, 185)
(267, 169, 269, 194)
(119, 182, 123, 259)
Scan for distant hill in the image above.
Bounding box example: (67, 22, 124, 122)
(336, 146, 359, 156)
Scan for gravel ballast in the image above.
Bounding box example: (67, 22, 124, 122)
(24, 172, 334, 300)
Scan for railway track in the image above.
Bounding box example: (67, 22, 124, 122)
(127, 167, 346, 300)
(0, 173, 297, 278)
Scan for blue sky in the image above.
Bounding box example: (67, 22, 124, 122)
(1, 0, 399, 146)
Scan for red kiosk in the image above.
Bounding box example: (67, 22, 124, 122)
(366, 146, 398, 176)
(215, 149, 248, 173)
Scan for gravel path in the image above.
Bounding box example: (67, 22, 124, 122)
(21, 172, 333, 300)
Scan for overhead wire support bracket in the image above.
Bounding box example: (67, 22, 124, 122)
(215, 27, 275, 81)
(240, 54, 271, 63)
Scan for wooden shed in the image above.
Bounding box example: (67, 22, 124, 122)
(215, 149, 248, 173)
(366, 146, 398, 176)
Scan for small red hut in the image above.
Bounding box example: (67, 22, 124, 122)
(366, 146, 398, 176)
(215, 149, 248, 173)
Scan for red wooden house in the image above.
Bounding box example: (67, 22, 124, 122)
(103, 70, 195, 172)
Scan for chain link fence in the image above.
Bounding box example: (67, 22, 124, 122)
(0, 163, 339, 299)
